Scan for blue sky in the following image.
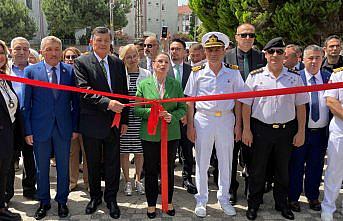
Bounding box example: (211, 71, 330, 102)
(178, 0, 188, 6)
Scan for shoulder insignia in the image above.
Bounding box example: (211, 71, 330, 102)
(192, 64, 205, 72)
(333, 67, 343, 73)
(250, 67, 263, 75)
(288, 68, 299, 75)
(224, 63, 239, 70)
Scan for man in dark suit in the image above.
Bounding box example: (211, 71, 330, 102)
(284, 44, 305, 71)
(6, 37, 36, 203)
(23, 36, 79, 220)
(168, 38, 197, 194)
(322, 35, 343, 73)
(223, 23, 267, 204)
(289, 45, 331, 212)
(74, 27, 128, 219)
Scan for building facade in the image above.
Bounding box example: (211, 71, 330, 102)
(123, 0, 178, 38)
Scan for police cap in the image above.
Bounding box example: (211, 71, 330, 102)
(263, 37, 285, 51)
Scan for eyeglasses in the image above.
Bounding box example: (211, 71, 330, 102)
(144, 44, 153, 48)
(266, 48, 285, 55)
(170, 47, 183, 51)
(237, 33, 256, 38)
(65, 55, 78, 60)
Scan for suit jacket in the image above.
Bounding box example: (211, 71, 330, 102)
(299, 69, 331, 128)
(0, 79, 22, 158)
(23, 61, 79, 142)
(74, 52, 128, 139)
(224, 47, 266, 80)
(134, 76, 187, 142)
(167, 62, 192, 90)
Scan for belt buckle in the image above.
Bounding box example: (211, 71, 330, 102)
(215, 111, 222, 117)
(272, 124, 279, 129)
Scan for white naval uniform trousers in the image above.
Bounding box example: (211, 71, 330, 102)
(321, 70, 343, 215)
(194, 110, 235, 204)
(321, 131, 343, 214)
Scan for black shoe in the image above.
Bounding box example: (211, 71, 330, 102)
(183, 180, 197, 194)
(246, 208, 257, 220)
(229, 190, 237, 205)
(289, 201, 301, 212)
(0, 208, 21, 221)
(58, 203, 69, 218)
(107, 202, 120, 219)
(166, 206, 175, 216)
(34, 203, 51, 220)
(85, 198, 102, 214)
(23, 191, 36, 200)
(275, 206, 294, 220)
(147, 211, 156, 219)
(264, 181, 273, 193)
(308, 199, 321, 211)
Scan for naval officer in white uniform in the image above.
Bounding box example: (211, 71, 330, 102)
(321, 66, 343, 221)
(184, 31, 248, 217)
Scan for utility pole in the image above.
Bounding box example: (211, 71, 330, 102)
(109, 0, 115, 45)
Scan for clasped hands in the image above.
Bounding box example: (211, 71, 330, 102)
(159, 110, 172, 123)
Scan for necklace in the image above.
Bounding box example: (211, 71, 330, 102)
(0, 80, 15, 109)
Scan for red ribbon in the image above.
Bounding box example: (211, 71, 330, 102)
(3, 73, 343, 214)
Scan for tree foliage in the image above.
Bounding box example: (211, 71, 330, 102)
(42, 0, 131, 39)
(0, 0, 37, 43)
(189, 0, 343, 46)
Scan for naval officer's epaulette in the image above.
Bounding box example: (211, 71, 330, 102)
(333, 67, 343, 73)
(192, 64, 205, 72)
(224, 63, 239, 70)
(250, 67, 263, 75)
(287, 68, 299, 75)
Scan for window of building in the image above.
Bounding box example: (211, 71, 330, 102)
(162, 4, 165, 10)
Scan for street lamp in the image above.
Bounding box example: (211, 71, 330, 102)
(109, 0, 116, 45)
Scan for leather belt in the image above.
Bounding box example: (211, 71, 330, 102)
(197, 109, 232, 117)
(252, 118, 296, 129)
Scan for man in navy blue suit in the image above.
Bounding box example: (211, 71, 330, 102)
(23, 36, 79, 220)
(288, 45, 331, 212)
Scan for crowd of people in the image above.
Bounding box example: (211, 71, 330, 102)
(0, 24, 343, 221)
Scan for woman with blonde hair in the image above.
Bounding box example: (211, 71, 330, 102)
(119, 44, 151, 196)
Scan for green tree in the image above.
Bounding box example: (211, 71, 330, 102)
(42, 0, 131, 39)
(189, 0, 343, 46)
(0, 0, 37, 43)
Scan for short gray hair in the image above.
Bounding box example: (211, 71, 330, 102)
(303, 44, 324, 58)
(10, 37, 30, 48)
(40, 36, 62, 50)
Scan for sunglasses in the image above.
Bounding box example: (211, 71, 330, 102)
(266, 48, 285, 55)
(237, 33, 256, 38)
(65, 55, 78, 60)
(143, 44, 153, 48)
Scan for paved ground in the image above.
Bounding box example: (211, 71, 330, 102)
(8, 158, 343, 220)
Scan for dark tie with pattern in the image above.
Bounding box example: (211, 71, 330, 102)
(100, 59, 108, 80)
(243, 53, 250, 80)
(310, 76, 319, 122)
(51, 67, 58, 98)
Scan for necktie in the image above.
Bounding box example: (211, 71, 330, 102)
(100, 59, 108, 80)
(175, 64, 181, 84)
(51, 67, 58, 98)
(310, 76, 319, 122)
(243, 53, 250, 80)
